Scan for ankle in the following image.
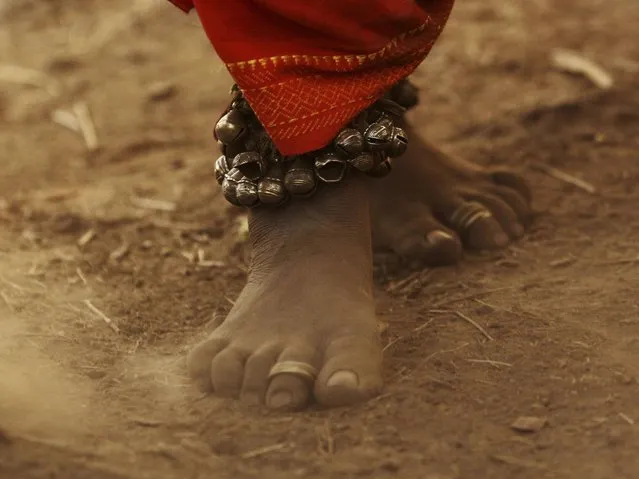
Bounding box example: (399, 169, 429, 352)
(246, 176, 373, 284)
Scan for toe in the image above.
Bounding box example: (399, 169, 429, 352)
(240, 344, 281, 406)
(315, 335, 382, 408)
(377, 200, 463, 266)
(187, 337, 229, 392)
(462, 190, 523, 240)
(421, 226, 463, 266)
(488, 184, 532, 227)
(393, 224, 462, 266)
(488, 168, 532, 204)
(463, 216, 510, 251)
(266, 345, 319, 411)
(210, 347, 249, 398)
(435, 197, 511, 251)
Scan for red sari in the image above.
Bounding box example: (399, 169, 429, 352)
(169, 0, 454, 155)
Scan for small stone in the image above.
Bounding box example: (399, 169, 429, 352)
(86, 370, 107, 380)
(510, 416, 547, 433)
(47, 54, 83, 73)
(147, 81, 177, 102)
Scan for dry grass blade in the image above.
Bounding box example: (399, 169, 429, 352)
(52, 109, 81, 132)
(551, 48, 614, 89)
(72, 102, 99, 151)
(0, 290, 15, 312)
(454, 311, 494, 341)
(530, 163, 596, 194)
(109, 242, 130, 262)
(77, 229, 96, 247)
(618, 413, 635, 426)
(83, 299, 120, 333)
(431, 287, 516, 309)
(241, 443, 288, 459)
(467, 358, 512, 368)
(0, 64, 61, 95)
(131, 196, 177, 212)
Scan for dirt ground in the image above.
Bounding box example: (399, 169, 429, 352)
(1, 1, 638, 478)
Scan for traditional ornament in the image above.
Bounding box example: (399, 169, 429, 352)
(213, 78, 419, 207)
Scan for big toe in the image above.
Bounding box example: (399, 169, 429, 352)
(314, 335, 382, 408)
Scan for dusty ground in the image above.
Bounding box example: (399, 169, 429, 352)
(1, 1, 638, 478)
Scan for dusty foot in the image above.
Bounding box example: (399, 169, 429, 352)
(188, 177, 382, 410)
(371, 123, 532, 265)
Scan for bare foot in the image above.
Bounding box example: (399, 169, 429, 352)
(372, 123, 532, 265)
(188, 177, 382, 410)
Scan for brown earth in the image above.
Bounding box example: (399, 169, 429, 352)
(1, 1, 639, 478)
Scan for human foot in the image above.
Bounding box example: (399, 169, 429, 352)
(371, 123, 532, 265)
(188, 177, 382, 410)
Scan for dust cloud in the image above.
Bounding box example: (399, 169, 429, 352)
(0, 312, 95, 442)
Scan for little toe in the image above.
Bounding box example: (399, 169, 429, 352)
(315, 335, 382, 408)
(210, 347, 249, 398)
(187, 337, 229, 392)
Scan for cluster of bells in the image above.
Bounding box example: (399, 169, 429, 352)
(214, 80, 419, 207)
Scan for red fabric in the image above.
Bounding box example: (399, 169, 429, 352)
(169, 0, 454, 155)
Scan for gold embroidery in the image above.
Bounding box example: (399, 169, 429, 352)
(265, 95, 375, 129)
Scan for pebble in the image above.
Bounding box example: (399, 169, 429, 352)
(146, 81, 177, 102)
(510, 416, 547, 433)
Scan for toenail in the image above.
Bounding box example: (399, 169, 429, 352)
(267, 390, 293, 409)
(326, 370, 359, 389)
(427, 230, 454, 245)
(493, 232, 509, 246)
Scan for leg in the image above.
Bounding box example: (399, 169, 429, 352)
(372, 122, 531, 264)
(170, 0, 459, 410)
(189, 176, 382, 410)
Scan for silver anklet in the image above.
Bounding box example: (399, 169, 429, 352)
(214, 80, 419, 207)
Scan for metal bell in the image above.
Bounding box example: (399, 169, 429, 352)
(232, 151, 268, 181)
(364, 121, 392, 151)
(314, 152, 348, 183)
(387, 126, 408, 157)
(367, 155, 393, 178)
(347, 152, 376, 172)
(236, 177, 260, 207)
(214, 109, 247, 145)
(284, 157, 317, 196)
(334, 128, 365, 157)
(391, 79, 419, 109)
(221, 168, 243, 206)
(366, 108, 384, 124)
(257, 165, 288, 205)
(221, 141, 246, 160)
(376, 98, 406, 118)
(214, 155, 232, 185)
(376, 114, 394, 130)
